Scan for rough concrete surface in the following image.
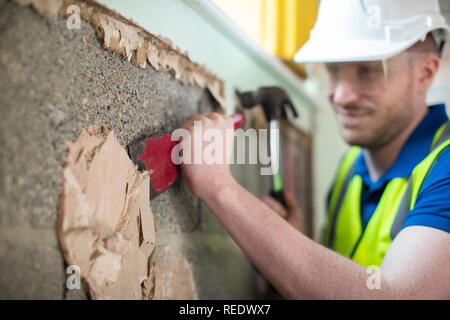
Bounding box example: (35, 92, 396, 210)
(0, 0, 259, 299)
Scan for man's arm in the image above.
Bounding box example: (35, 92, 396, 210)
(179, 113, 450, 299)
(203, 175, 450, 299)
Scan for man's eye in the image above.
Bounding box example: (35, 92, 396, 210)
(326, 66, 339, 76)
(358, 66, 382, 76)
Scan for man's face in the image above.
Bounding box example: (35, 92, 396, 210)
(326, 54, 415, 150)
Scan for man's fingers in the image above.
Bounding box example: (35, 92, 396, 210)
(261, 195, 287, 218)
(284, 192, 300, 211)
(180, 113, 232, 132)
(206, 112, 221, 121)
(283, 192, 303, 231)
(179, 115, 202, 130)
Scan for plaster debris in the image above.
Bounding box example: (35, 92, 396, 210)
(58, 126, 156, 299)
(13, 0, 226, 108)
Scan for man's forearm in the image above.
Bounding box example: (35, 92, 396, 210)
(178, 113, 449, 299)
(201, 178, 394, 299)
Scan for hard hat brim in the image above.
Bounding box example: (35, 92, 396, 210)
(294, 37, 423, 63)
(294, 29, 449, 63)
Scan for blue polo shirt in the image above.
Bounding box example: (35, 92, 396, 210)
(343, 104, 450, 234)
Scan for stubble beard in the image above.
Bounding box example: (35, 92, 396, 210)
(339, 78, 415, 151)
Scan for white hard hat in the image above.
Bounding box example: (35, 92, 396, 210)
(294, 0, 450, 63)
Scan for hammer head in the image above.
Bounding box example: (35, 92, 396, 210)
(236, 87, 299, 121)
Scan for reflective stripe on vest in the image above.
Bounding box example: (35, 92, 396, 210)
(323, 121, 450, 267)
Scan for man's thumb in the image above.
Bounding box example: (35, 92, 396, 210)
(284, 192, 299, 210)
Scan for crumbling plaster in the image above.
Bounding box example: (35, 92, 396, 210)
(58, 126, 156, 299)
(14, 0, 226, 108)
(0, 0, 259, 299)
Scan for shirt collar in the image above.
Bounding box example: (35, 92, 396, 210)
(354, 104, 449, 189)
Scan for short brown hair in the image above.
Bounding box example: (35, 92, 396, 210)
(407, 33, 442, 57)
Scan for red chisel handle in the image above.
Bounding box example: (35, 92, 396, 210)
(131, 111, 246, 196)
(232, 112, 245, 130)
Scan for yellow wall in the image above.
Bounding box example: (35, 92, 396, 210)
(213, 0, 319, 60)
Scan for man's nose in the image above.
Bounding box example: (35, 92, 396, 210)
(330, 81, 360, 106)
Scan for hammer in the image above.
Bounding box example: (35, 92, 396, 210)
(237, 87, 299, 207)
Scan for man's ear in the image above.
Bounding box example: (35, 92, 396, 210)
(417, 54, 440, 94)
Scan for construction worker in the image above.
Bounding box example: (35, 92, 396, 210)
(178, 0, 450, 299)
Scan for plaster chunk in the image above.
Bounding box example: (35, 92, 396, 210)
(89, 245, 124, 289)
(58, 126, 156, 299)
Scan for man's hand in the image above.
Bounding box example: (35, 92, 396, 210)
(261, 192, 303, 231)
(178, 112, 235, 201)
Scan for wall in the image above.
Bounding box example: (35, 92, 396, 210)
(0, 0, 259, 299)
(97, 0, 318, 127)
(97, 0, 324, 238)
(304, 68, 348, 241)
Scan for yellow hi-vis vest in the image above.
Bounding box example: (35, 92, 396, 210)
(322, 121, 450, 267)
